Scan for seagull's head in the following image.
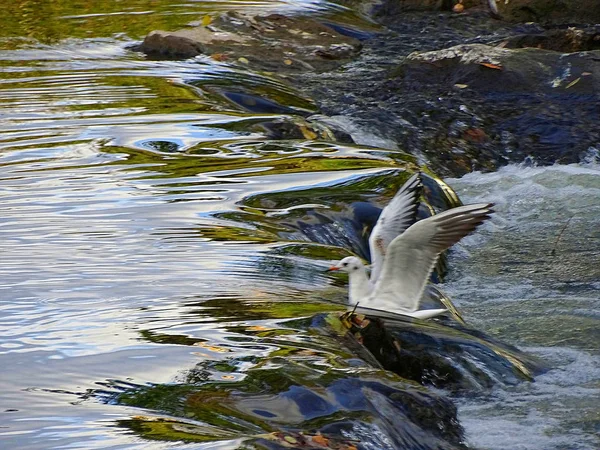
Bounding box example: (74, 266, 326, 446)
(327, 256, 365, 273)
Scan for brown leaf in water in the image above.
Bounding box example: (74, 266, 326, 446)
(299, 125, 317, 140)
(452, 3, 464, 13)
(247, 325, 270, 331)
(311, 434, 329, 446)
(210, 53, 229, 61)
(480, 62, 503, 70)
(194, 342, 230, 353)
(464, 128, 488, 143)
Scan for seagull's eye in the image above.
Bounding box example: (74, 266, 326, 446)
(342, 262, 348, 267)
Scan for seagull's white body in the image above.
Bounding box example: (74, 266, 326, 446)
(329, 173, 493, 319)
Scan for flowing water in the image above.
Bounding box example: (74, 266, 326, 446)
(1, 1, 599, 449)
(446, 164, 600, 450)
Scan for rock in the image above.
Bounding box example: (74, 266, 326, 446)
(334, 310, 547, 392)
(137, 28, 239, 59)
(400, 43, 600, 93)
(368, 0, 486, 17)
(387, 0, 450, 11)
(251, 117, 354, 142)
(501, 26, 600, 53)
(491, 0, 600, 25)
(133, 12, 362, 72)
(370, 0, 450, 19)
(387, 43, 600, 168)
(112, 303, 469, 449)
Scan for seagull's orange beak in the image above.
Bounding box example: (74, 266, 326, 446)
(327, 266, 339, 272)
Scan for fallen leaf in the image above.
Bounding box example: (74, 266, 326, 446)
(464, 128, 487, 143)
(453, 3, 464, 13)
(299, 125, 317, 140)
(247, 325, 270, 331)
(283, 59, 293, 65)
(565, 77, 581, 89)
(194, 342, 230, 353)
(454, 83, 469, 89)
(480, 62, 503, 70)
(132, 415, 155, 421)
(201, 15, 212, 27)
(284, 435, 298, 444)
(311, 434, 329, 446)
(238, 57, 250, 65)
(210, 53, 229, 62)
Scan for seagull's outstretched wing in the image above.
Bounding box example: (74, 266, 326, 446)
(369, 172, 422, 284)
(368, 203, 494, 312)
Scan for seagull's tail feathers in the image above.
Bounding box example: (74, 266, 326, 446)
(406, 308, 448, 320)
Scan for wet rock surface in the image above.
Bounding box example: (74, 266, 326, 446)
(339, 310, 547, 392)
(295, 12, 600, 175)
(110, 303, 543, 448)
(491, 0, 600, 25)
(110, 302, 469, 450)
(502, 26, 600, 52)
(386, 43, 600, 170)
(134, 12, 362, 72)
(134, 5, 600, 176)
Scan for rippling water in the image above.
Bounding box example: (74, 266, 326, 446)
(0, 2, 404, 448)
(446, 164, 600, 449)
(1, 1, 599, 449)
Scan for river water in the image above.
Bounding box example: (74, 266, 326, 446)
(1, 1, 599, 449)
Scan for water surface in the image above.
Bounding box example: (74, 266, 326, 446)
(1, 1, 599, 449)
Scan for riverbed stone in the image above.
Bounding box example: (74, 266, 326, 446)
(492, 0, 600, 25)
(502, 26, 600, 53)
(398, 43, 600, 93)
(386, 43, 600, 169)
(337, 310, 547, 391)
(134, 12, 362, 72)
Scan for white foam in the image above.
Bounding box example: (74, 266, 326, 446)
(447, 163, 600, 450)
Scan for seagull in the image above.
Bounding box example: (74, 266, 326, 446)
(328, 172, 423, 301)
(328, 174, 493, 319)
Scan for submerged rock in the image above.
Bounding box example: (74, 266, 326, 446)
(107, 295, 543, 448)
(134, 12, 362, 72)
(113, 304, 468, 449)
(326, 310, 547, 392)
(374, 0, 600, 24)
(387, 43, 600, 167)
(398, 43, 600, 94)
(490, 0, 600, 25)
(502, 26, 600, 53)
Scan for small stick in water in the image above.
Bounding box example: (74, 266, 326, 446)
(550, 216, 573, 256)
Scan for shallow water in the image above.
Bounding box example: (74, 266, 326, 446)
(1, 1, 599, 449)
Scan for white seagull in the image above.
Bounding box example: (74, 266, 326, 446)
(328, 174, 493, 319)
